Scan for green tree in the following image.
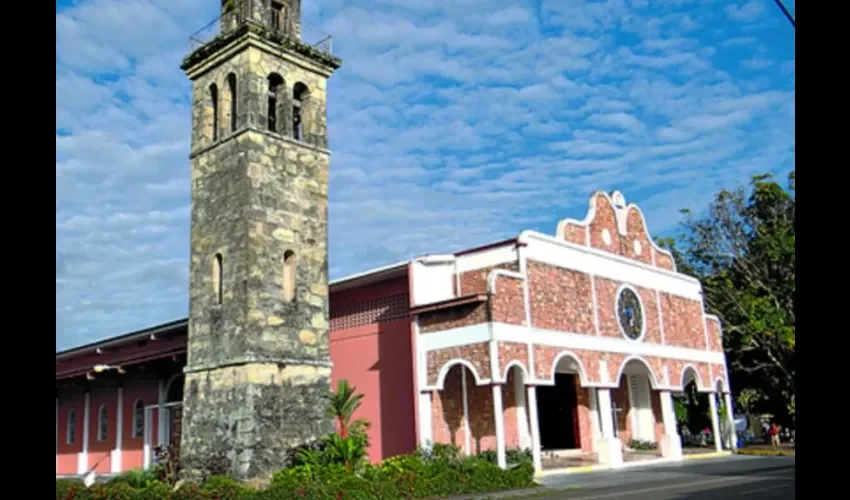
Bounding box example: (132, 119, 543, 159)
(661, 171, 795, 424)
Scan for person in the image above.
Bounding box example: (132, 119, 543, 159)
(769, 422, 781, 448)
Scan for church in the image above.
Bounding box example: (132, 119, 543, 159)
(55, 0, 737, 482)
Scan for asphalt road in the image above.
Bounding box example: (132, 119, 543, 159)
(536, 455, 794, 499)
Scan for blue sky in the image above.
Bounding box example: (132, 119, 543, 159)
(56, 0, 795, 350)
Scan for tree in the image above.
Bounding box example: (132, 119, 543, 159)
(660, 171, 795, 424)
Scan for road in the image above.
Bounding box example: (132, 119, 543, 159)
(535, 455, 794, 499)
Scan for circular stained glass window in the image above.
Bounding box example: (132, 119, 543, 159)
(617, 287, 644, 341)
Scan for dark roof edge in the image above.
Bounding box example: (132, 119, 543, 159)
(55, 318, 188, 360)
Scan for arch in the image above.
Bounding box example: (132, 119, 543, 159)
(132, 398, 145, 438)
(501, 360, 530, 383)
(613, 355, 659, 389)
(282, 249, 296, 302)
(549, 351, 590, 386)
(614, 283, 647, 342)
(213, 253, 223, 304)
(164, 373, 184, 403)
(226, 72, 237, 133)
(66, 409, 76, 444)
(680, 364, 704, 391)
(97, 404, 108, 441)
(208, 83, 219, 141)
(434, 359, 485, 390)
(292, 81, 309, 141)
(714, 377, 727, 394)
(267, 72, 285, 133)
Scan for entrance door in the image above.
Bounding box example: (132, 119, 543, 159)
(628, 375, 654, 441)
(536, 373, 581, 450)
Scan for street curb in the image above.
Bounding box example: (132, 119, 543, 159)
(534, 451, 734, 478)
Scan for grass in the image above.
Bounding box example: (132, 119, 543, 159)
(735, 447, 795, 457)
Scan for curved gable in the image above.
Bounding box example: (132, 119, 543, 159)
(555, 190, 677, 272)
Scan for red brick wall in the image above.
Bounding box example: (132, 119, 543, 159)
(562, 221, 587, 245)
(660, 293, 706, 350)
(575, 381, 594, 453)
(491, 275, 525, 325)
(419, 303, 487, 333)
(502, 369, 521, 450)
(533, 346, 602, 384)
(431, 366, 466, 450)
(651, 390, 665, 444)
(705, 317, 723, 352)
(497, 342, 528, 380)
(457, 262, 519, 296)
(528, 261, 595, 335)
(466, 376, 496, 454)
(427, 344, 491, 386)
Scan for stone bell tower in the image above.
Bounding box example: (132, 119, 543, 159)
(178, 0, 341, 481)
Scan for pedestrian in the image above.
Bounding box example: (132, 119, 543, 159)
(769, 422, 781, 448)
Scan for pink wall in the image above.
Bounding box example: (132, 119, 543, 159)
(329, 276, 416, 463)
(56, 380, 162, 475)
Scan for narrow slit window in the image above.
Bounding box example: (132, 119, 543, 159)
(98, 405, 108, 441)
(227, 73, 237, 133)
(66, 410, 76, 444)
(283, 250, 296, 302)
(213, 253, 223, 304)
(132, 399, 144, 438)
(209, 83, 219, 141)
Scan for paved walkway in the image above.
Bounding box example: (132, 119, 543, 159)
(536, 455, 794, 499)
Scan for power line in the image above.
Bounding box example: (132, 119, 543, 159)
(773, 0, 795, 28)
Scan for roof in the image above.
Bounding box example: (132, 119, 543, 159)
(55, 236, 519, 360)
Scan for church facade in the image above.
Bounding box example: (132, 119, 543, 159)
(55, 0, 736, 483)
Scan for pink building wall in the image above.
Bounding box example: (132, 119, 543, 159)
(329, 275, 417, 463)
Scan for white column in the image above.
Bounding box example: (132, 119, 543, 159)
(78, 392, 91, 475)
(658, 391, 682, 459)
(723, 392, 738, 451)
(526, 386, 543, 473)
(111, 387, 124, 473)
(417, 391, 433, 448)
(157, 380, 165, 447)
(513, 371, 531, 450)
(709, 392, 722, 452)
(143, 407, 152, 470)
(595, 388, 623, 467)
(492, 384, 507, 469)
(461, 367, 472, 455)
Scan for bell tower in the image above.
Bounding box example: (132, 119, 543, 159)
(179, 0, 341, 481)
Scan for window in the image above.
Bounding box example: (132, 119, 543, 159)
(282, 250, 296, 302)
(270, 1, 287, 33)
(293, 82, 309, 141)
(213, 253, 223, 304)
(98, 405, 108, 441)
(66, 410, 76, 444)
(227, 73, 237, 133)
(267, 73, 284, 133)
(132, 399, 145, 439)
(209, 83, 219, 141)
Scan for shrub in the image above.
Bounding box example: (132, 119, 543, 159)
(627, 439, 657, 451)
(56, 479, 90, 500)
(107, 469, 159, 489)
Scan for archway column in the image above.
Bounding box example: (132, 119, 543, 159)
(491, 384, 507, 469)
(658, 390, 682, 459)
(526, 385, 543, 472)
(708, 392, 722, 452)
(595, 388, 623, 467)
(723, 392, 738, 451)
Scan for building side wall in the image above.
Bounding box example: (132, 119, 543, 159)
(56, 380, 163, 476)
(329, 276, 416, 463)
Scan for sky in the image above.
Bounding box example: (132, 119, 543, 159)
(56, 0, 795, 351)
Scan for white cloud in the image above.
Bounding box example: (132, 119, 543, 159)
(55, 0, 795, 349)
(725, 1, 765, 22)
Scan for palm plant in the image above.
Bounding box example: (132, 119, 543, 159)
(324, 380, 369, 439)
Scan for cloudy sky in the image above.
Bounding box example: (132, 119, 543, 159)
(56, 0, 795, 350)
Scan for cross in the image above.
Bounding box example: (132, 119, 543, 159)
(610, 399, 623, 437)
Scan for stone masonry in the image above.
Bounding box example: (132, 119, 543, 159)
(179, 1, 342, 481)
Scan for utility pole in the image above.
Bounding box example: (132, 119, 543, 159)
(773, 0, 795, 28)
